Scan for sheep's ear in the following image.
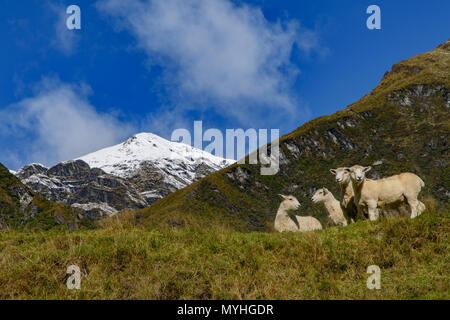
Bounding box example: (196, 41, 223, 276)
(330, 169, 337, 175)
(278, 194, 287, 199)
(323, 188, 328, 195)
(344, 167, 352, 173)
(363, 166, 372, 173)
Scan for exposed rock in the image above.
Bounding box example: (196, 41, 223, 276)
(372, 159, 384, 166)
(0, 163, 87, 230)
(17, 160, 147, 219)
(227, 166, 252, 184)
(284, 141, 301, 158)
(12, 184, 34, 211)
(16, 133, 233, 219)
(15, 163, 48, 180)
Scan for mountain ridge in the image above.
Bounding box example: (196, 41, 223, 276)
(128, 40, 450, 232)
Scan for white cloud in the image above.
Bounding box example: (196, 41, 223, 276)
(0, 78, 135, 168)
(97, 0, 323, 127)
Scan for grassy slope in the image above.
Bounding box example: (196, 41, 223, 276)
(128, 40, 450, 232)
(0, 210, 448, 299)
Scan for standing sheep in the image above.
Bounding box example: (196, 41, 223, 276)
(330, 167, 358, 222)
(346, 165, 426, 220)
(312, 188, 348, 226)
(274, 195, 323, 232)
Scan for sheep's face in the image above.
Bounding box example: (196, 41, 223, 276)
(279, 194, 301, 211)
(330, 167, 351, 184)
(346, 165, 371, 182)
(311, 188, 330, 203)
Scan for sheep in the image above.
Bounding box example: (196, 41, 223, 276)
(274, 194, 323, 232)
(311, 188, 348, 226)
(331, 167, 414, 220)
(330, 167, 358, 222)
(346, 165, 426, 220)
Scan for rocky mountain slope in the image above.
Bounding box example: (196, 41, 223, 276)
(16, 133, 234, 219)
(0, 163, 91, 230)
(129, 40, 450, 232)
(16, 161, 147, 219)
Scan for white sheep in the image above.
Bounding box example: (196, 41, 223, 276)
(311, 188, 348, 226)
(346, 165, 426, 220)
(274, 195, 323, 232)
(330, 167, 358, 222)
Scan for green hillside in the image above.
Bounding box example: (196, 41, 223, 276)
(0, 163, 93, 231)
(129, 40, 450, 232)
(0, 210, 448, 299)
(0, 41, 448, 301)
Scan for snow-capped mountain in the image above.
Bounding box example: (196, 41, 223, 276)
(15, 133, 235, 219)
(78, 132, 235, 189)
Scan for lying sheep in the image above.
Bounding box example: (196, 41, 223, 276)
(346, 165, 426, 220)
(330, 167, 358, 222)
(312, 188, 348, 226)
(274, 195, 323, 232)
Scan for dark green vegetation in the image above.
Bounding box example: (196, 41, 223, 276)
(0, 163, 93, 231)
(129, 40, 450, 232)
(0, 210, 448, 299)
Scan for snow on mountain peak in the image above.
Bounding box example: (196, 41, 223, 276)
(77, 132, 235, 180)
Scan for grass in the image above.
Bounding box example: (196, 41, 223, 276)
(0, 210, 448, 299)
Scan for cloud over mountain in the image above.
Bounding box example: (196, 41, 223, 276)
(0, 78, 134, 168)
(97, 0, 322, 127)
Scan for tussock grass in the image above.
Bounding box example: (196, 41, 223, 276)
(0, 210, 448, 300)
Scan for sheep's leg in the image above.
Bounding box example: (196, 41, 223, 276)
(417, 201, 426, 216)
(405, 195, 420, 218)
(409, 200, 419, 218)
(367, 201, 379, 221)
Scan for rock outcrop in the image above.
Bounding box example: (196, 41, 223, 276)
(0, 163, 88, 230)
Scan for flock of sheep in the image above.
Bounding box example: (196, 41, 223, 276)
(274, 165, 426, 232)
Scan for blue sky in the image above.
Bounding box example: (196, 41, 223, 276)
(0, 0, 449, 170)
